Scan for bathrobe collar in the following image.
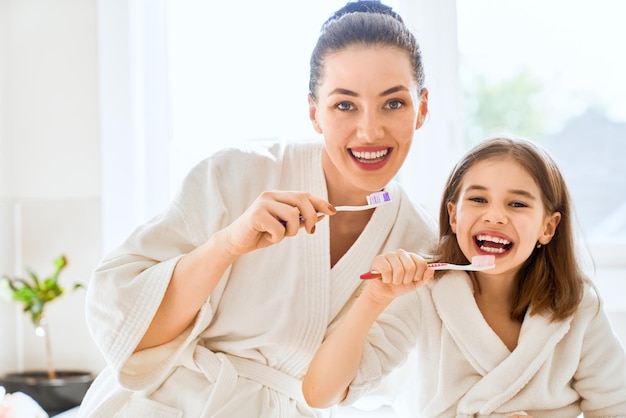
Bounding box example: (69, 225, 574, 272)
(431, 272, 573, 415)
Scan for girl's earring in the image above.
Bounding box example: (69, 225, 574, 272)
(536, 242, 542, 249)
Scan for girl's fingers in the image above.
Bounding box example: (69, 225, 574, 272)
(371, 250, 430, 286)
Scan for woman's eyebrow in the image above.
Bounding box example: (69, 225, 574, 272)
(380, 85, 408, 96)
(328, 88, 358, 97)
(327, 85, 409, 98)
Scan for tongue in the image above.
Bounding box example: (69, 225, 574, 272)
(481, 241, 505, 249)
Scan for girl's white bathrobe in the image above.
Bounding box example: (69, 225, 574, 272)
(77, 141, 438, 418)
(389, 271, 626, 418)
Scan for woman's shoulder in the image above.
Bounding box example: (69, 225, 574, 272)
(190, 140, 321, 174)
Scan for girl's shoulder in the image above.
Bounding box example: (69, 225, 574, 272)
(575, 282, 604, 319)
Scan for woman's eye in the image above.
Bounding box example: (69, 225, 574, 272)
(385, 100, 404, 110)
(469, 197, 487, 203)
(336, 101, 354, 111)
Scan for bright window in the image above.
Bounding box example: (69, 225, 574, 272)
(456, 0, 626, 310)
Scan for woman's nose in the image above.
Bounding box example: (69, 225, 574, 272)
(356, 109, 384, 142)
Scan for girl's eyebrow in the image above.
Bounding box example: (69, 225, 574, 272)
(328, 85, 408, 98)
(465, 184, 537, 200)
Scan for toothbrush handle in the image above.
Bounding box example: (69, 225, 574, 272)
(280, 202, 386, 225)
(360, 263, 470, 280)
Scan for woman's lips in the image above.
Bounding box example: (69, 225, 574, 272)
(349, 147, 391, 170)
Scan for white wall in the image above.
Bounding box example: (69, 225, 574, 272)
(0, 0, 106, 376)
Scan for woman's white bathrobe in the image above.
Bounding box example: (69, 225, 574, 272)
(390, 271, 626, 418)
(77, 141, 438, 418)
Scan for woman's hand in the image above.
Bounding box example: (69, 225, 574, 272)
(222, 191, 336, 256)
(362, 249, 434, 303)
(508, 415, 534, 418)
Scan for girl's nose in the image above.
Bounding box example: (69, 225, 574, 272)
(356, 109, 384, 142)
(483, 205, 507, 224)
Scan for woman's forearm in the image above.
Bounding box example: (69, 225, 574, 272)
(302, 291, 392, 408)
(135, 229, 237, 351)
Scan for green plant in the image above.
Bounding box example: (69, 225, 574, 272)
(0, 255, 84, 380)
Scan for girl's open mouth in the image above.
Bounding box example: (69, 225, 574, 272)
(474, 234, 513, 254)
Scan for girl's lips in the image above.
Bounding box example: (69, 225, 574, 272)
(349, 147, 392, 171)
(473, 232, 513, 255)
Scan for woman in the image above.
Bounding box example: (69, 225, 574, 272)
(78, 1, 437, 417)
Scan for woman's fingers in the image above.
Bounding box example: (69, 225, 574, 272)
(225, 191, 336, 256)
(263, 191, 335, 234)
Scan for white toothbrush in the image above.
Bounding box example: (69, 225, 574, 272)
(360, 255, 496, 280)
(280, 191, 391, 226)
(334, 190, 391, 212)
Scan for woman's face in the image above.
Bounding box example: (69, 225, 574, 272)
(309, 45, 427, 202)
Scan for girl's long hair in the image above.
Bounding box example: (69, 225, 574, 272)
(435, 136, 585, 322)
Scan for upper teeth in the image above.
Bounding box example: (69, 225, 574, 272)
(351, 149, 388, 160)
(476, 235, 510, 245)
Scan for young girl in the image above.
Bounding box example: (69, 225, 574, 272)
(303, 136, 626, 417)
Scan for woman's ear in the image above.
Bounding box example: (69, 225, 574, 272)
(415, 88, 429, 130)
(447, 200, 457, 234)
(539, 211, 561, 245)
(308, 94, 323, 134)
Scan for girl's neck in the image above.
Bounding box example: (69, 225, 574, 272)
(472, 272, 516, 310)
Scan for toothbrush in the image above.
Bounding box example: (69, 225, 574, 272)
(279, 191, 391, 226)
(359, 255, 496, 280)
(334, 190, 391, 212)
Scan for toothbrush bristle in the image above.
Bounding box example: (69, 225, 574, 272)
(366, 191, 391, 205)
(471, 255, 495, 267)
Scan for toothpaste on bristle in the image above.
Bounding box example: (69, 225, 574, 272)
(471, 255, 495, 266)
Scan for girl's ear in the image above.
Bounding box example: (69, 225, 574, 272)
(415, 88, 429, 130)
(447, 201, 457, 234)
(308, 94, 323, 134)
(539, 211, 561, 245)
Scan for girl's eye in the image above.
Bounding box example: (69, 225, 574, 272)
(510, 201, 528, 208)
(385, 100, 404, 110)
(336, 101, 355, 111)
(469, 197, 487, 203)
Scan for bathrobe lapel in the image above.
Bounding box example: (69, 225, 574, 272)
(432, 273, 572, 416)
(327, 182, 401, 321)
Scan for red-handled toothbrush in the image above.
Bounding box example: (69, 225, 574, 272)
(359, 255, 496, 280)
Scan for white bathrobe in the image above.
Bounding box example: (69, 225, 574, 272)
(77, 141, 438, 418)
(389, 271, 626, 418)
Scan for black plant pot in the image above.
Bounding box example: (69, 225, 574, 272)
(0, 370, 94, 416)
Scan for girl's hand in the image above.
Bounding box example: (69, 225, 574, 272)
(508, 414, 534, 418)
(222, 191, 336, 256)
(362, 249, 434, 302)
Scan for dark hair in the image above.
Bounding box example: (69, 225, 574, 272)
(309, 0, 425, 100)
(436, 136, 585, 322)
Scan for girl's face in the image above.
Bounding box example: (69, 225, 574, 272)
(309, 45, 428, 202)
(447, 157, 561, 278)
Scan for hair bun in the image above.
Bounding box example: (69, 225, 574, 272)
(323, 1, 403, 29)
